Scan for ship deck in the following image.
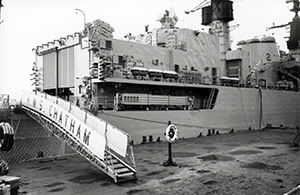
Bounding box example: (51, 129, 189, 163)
(8, 128, 300, 195)
(92, 77, 217, 89)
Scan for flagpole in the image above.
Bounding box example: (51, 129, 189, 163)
(0, 0, 3, 24)
(0, 7, 1, 24)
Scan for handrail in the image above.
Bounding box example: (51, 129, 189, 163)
(106, 149, 137, 174)
(283, 184, 300, 195)
(100, 72, 299, 92)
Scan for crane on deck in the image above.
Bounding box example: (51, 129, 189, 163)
(184, 0, 210, 14)
(184, 0, 239, 34)
(267, 23, 290, 31)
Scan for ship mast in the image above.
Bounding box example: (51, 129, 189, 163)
(186, 0, 234, 51)
(200, 0, 234, 78)
(186, 0, 234, 80)
(287, 0, 300, 52)
(209, 0, 234, 50)
(0, 0, 3, 24)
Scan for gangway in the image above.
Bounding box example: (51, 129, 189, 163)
(21, 91, 137, 183)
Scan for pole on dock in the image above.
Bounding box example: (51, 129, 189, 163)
(163, 121, 177, 166)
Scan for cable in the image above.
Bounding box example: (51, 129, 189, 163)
(239, 88, 250, 128)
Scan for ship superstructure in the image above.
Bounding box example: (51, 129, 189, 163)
(32, 0, 300, 143)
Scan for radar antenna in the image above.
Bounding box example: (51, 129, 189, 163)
(286, 0, 300, 14)
(267, 23, 290, 31)
(157, 7, 179, 28)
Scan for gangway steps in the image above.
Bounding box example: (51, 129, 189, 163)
(22, 106, 137, 183)
(104, 152, 137, 182)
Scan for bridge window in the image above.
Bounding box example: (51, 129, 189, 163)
(227, 59, 241, 78)
(174, 64, 180, 72)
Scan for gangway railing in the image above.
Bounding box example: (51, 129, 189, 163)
(283, 184, 300, 195)
(21, 91, 137, 183)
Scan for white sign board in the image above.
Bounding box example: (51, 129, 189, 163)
(21, 92, 129, 159)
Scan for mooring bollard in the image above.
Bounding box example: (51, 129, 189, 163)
(141, 136, 147, 144)
(156, 137, 161, 142)
(207, 129, 211, 136)
(149, 135, 153, 142)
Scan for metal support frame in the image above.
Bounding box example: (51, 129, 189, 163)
(163, 141, 177, 166)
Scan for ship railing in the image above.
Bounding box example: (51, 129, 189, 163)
(283, 184, 300, 195)
(97, 96, 114, 110)
(107, 69, 300, 91)
(117, 69, 238, 86)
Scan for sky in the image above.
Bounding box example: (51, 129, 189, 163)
(0, 0, 294, 101)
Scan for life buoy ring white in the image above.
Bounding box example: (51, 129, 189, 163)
(165, 124, 178, 143)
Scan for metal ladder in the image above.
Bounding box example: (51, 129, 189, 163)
(169, 49, 174, 71)
(206, 88, 216, 109)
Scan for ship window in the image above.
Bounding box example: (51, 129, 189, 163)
(119, 56, 125, 65)
(227, 60, 241, 78)
(227, 68, 238, 77)
(152, 59, 159, 65)
(106, 40, 112, 49)
(174, 64, 180, 72)
(191, 67, 197, 71)
(212, 67, 217, 84)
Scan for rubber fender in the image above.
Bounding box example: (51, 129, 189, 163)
(0, 134, 9, 151)
(4, 123, 14, 134)
(0, 134, 14, 151)
(4, 135, 14, 151)
(0, 123, 14, 151)
(0, 124, 3, 140)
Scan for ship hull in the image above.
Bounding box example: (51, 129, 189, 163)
(97, 86, 300, 144)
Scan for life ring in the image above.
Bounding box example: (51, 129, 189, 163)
(0, 123, 14, 151)
(165, 124, 178, 143)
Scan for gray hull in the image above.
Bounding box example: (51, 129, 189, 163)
(97, 86, 300, 144)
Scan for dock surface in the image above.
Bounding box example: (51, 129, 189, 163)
(8, 129, 300, 195)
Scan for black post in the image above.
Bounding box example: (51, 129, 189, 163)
(164, 121, 177, 166)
